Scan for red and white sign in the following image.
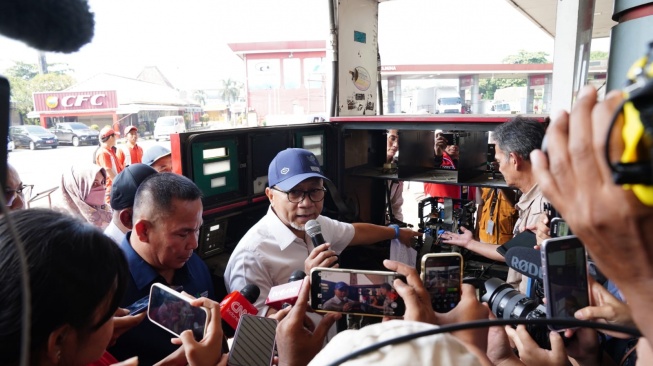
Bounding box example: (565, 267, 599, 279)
(460, 75, 474, 88)
(529, 75, 546, 87)
(33, 90, 118, 112)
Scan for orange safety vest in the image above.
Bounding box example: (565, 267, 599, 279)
(478, 188, 518, 245)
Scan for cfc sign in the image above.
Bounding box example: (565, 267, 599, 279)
(46, 94, 106, 108)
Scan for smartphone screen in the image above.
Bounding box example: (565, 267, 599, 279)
(147, 284, 209, 341)
(550, 217, 572, 237)
(541, 236, 590, 331)
(421, 253, 463, 312)
(126, 285, 183, 315)
(310, 268, 406, 317)
(228, 315, 277, 366)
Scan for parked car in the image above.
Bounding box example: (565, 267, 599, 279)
(153, 116, 186, 141)
(9, 125, 58, 150)
(51, 122, 99, 147)
(7, 136, 14, 152)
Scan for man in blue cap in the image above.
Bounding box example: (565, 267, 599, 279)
(224, 148, 420, 318)
(322, 281, 358, 312)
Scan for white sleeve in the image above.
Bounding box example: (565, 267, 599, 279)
(317, 216, 354, 255)
(225, 248, 274, 316)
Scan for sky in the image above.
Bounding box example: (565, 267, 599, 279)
(0, 0, 611, 91)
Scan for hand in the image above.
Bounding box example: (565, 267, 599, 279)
(276, 279, 340, 366)
(526, 213, 550, 249)
(434, 133, 448, 157)
(304, 243, 339, 274)
(574, 277, 634, 339)
(111, 308, 146, 347)
(434, 284, 489, 353)
(530, 85, 653, 303)
(562, 328, 601, 366)
(383, 259, 437, 324)
(397, 227, 420, 247)
(485, 306, 523, 366)
(504, 325, 568, 366)
(159, 297, 225, 366)
(442, 226, 473, 248)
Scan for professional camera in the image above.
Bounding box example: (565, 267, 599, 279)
(480, 278, 551, 349)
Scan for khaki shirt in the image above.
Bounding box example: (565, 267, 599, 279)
(506, 184, 547, 293)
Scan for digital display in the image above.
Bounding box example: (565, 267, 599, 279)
(422, 254, 462, 312)
(148, 284, 208, 341)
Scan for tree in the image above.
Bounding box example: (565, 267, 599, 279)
(193, 90, 207, 106)
(479, 50, 549, 100)
(220, 78, 242, 106)
(5, 61, 75, 123)
(590, 51, 609, 60)
(502, 50, 550, 64)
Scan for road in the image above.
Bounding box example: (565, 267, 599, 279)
(8, 139, 170, 208)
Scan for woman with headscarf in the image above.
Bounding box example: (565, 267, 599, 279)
(57, 164, 112, 229)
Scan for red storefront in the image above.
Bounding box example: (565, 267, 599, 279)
(32, 90, 119, 130)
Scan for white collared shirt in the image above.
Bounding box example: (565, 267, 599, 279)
(224, 207, 354, 315)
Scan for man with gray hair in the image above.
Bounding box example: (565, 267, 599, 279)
(441, 116, 547, 293)
(110, 172, 214, 365)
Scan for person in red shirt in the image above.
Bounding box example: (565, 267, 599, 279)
(424, 132, 461, 199)
(116, 126, 143, 166)
(96, 126, 124, 205)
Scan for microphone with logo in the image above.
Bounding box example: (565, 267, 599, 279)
(504, 246, 544, 298)
(220, 284, 260, 338)
(305, 219, 338, 266)
(265, 270, 307, 311)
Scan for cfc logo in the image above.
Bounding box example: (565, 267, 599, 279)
(45, 96, 58, 108)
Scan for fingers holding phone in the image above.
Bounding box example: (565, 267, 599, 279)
(383, 259, 436, 324)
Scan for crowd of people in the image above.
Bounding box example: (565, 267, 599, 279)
(2, 85, 652, 365)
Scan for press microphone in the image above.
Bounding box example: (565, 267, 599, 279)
(220, 284, 260, 337)
(505, 247, 542, 280)
(265, 270, 307, 310)
(0, 0, 95, 53)
(305, 219, 338, 266)
(305, 219, 325, 246)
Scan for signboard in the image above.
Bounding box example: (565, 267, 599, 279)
(33, 90, 118, 112)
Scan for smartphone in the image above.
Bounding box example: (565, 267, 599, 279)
(550, 217, 572, 237)
(420, 253, 463, 312)
(227, 314, 277, 366)
(147, 283, 210, 341)
(541, 235, 590, 331)
(310, 267, 406, 317)
(125, 285, 183, 315)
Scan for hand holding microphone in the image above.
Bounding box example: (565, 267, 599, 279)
(305, 220, 339, 271)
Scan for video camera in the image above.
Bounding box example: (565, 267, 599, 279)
(415, 196, 475, 255)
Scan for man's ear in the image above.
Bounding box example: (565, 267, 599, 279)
(133, 219, 152, 243)
(118, 208, 133, 229)
(509, 152, 523, 170)
(265, 187, 274, 207)
(46, 324, 70, 364)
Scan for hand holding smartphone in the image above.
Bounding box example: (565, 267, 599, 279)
(541, 235, 590, 331)
(147, 283, 210, 341)
(420, 253, 463, 312)
(310, 268, 406, 317)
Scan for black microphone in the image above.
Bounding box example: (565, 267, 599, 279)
(306, 219, 338, 267)
(0, 0, 95, 53)
(305, 219, 325, 246)
(288, 270, 307, 283)
(505, 247, 542, 280)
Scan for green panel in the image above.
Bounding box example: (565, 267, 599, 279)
(295, 131, 326, 167)
(191, 139, 239, 196)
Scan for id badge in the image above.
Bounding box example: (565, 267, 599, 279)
(486, 219, 495, 235)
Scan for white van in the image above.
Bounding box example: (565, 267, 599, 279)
(154, 116, 186, 141)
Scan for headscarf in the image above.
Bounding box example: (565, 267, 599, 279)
(58, 164, 112, 229)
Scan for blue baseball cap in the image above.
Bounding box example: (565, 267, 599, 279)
(268, 148, 330, 190)
(335, 281, 348, 290)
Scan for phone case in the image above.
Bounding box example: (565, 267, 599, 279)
(309, 267, 406, 317)
(228, 314, 277, 366)
(540, 236, 589, 331)
(147, 283, 210, 341)
(420, 253, 463, 312)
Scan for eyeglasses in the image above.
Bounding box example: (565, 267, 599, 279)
(4, 184, 33, 206)
(271, 187, 327, 203)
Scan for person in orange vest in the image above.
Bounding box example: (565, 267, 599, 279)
(116, 126, 144, 167)
(95, 126, 124, 205)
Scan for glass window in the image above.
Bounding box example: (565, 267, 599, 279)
(248, 59, 280, 90)
(283, 58, 301, 89)
(304, 58, 325, 89)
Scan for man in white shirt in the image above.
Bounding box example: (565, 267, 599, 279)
(224, 148, 420, 316)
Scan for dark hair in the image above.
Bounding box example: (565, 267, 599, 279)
(492, 116, 545, 161)
(0, 209, 129, 364)
(380, 283, 392, 291)
(133, 173, 202, 218)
